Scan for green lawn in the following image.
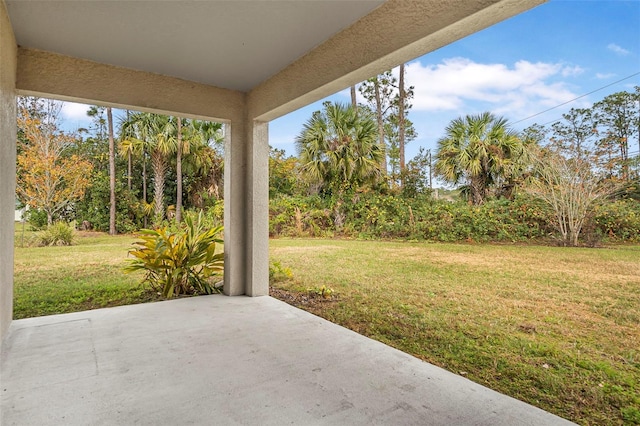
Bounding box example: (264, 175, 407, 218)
(13, 232, 161, 318)
(270, 239, 640, 426)
(12, 233, 640, 425)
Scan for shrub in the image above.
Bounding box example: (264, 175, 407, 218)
(125, 212, 224, 298)
(269, 195, 329, 237)
(593, 199, 640, 242)
(75, 171, 143, 233)
(269, 261, 293, 283)
(267, 192, 640, 245)
(33, 222, 75, 246)
(163, 208, 223, 234)
(26, 208, 48, 230)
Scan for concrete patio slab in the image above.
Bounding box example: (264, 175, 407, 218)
(1, 295, 574, 425)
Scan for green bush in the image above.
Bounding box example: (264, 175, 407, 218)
(33, 222, 75, 246)
(75, 170, 143, 233)
(269, 195, 330, 237)
(268, 192, 640, 245)
(26, 208, 48, 230)
(593, 199, 640, 242)
(125, 212, 224, 298)
(269, 193, 556, 243)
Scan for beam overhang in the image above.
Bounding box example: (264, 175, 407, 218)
(247, 0, 545, 122)
(16, 48, 245, 122)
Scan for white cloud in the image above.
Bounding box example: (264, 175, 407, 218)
(60, 102, 91, 120)
(561, 66, 585, 77)
(596, 72, 616, 79)
(401, 58, 584, 120)
(607, 43, 630, 56)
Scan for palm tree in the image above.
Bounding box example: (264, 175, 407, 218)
(174, 119, 224, 221)
(121, 112, 175, 224)
(175, 117, 183, 223)
(295, 101, 381, 195)
(435, 112, 521, 205)
(185, 121, 224, 200)
(119, 126, 149, 225)
(123, 110, 133, 191)
(147, 115, 176, 223)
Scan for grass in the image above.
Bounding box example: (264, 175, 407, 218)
(12, 231, 639, 424)
(269, 239, 640, 425)
(13, 231, 161, 319)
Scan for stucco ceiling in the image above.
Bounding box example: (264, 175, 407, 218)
(6, 0, 384, 92)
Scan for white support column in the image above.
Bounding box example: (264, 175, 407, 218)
(223, 118, 269, 297)
(246, 121, 269, 296)
(0, 1, 17, 343)
(223, 121, 247, 296)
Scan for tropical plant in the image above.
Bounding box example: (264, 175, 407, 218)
(125, 212, 224, 298)
(120, 112, 176, 223)
(174, 117, 184, 223)
(295, 101, 382, 195)
(174, 118, 224, 221)
(434, 112, 523, 205)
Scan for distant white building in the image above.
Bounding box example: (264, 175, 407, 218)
(14, 200, 26, 222)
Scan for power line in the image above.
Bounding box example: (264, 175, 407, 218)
(512, 71, 640, 125)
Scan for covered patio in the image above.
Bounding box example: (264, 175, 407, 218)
(0, 0, 572, 423)
(1, 295, 572, 424)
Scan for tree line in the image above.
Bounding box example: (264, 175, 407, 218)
(14, 72, 640, 246)
(274, 82, 640, 246)
(16, 97, 224, 234)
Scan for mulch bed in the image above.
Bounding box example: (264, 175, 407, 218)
(269, 286, 337, 312)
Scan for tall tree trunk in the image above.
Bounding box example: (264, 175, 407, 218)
(350, 85, 357, 109)
(127, 151, 132, 191)
(470, 174, 486, 205)
(152, 150, 167, 224)
(142, 149, 148, 228)
(107, 107, 116, 235)
(175, 117, 183, 224)
(126, 110, 132, 191)
(398, 63, 406, 186)
(373, 79, 387, 176)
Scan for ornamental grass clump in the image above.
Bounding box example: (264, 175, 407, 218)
(34, 221, 75, 246)
(125, 212, 223, 298)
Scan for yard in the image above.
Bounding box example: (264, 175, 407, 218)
(270, 239, 639, 425)
(12, 232, 640, 425)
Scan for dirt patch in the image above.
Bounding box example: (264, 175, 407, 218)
(269, 286, 337, 312)
(76, 231, 108, 238)
(271, 245, 342, 254)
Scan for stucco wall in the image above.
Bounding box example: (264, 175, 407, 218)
(0, 1, 17, 343)
(17, 48, 244, 124)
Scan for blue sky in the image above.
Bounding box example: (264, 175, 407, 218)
(61, 0, 640, 160)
